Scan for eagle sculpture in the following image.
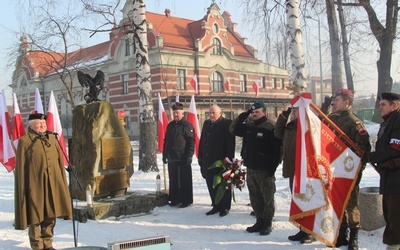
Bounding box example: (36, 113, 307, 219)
(77, 70, 105, 104)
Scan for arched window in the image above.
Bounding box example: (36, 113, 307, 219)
(212, 38, 222, 55)
(211, 71, 223, 92)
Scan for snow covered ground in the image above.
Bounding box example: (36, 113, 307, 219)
(0, 122, 386, 249)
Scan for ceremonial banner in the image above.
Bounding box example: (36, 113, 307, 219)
(289, 93, 362, 246)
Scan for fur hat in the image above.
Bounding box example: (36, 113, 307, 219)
(28, 113, 47, 120)
(379, 92, 400, 102)
(172, 102, 184, 110)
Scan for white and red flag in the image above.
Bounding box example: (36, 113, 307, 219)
(187, 95, 200, 158)
(224, 79, 230, 94)
(46, 91, 68, 167)
(34, 87, 44, 114)
(0, 92, 15, 172)
(252, 81, 259, 97)
(289, 93, 362, 247)
(12, 93, 25, 148)
(175, 94, 180, 103)
(157, 93, 169, 153)
(189, 74, 198, 95)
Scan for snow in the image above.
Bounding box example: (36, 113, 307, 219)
(0, 122, 387, 249)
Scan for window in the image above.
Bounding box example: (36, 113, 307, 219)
(211, 71, 223, 92)
(122, 74, 129, 94)
(125, 39, 130, 56)
(261, 77, 266, 88)
(273, 78, 277, 89)
(212, 38, 222, 55)
(240, 74, 247, 92)
(213, 23, 219, 34)
(281, 79, 285, 89)
(177, 69, 186, 90)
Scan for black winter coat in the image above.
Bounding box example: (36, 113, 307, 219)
(163, 118, 195, 163)
(198, 117, 235, 178)
(368, 110, 400, 195)
(232, 112, 282, 175)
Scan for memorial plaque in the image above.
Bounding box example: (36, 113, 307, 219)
(101, 137, 131, 170)
(95, 171, 129, 195)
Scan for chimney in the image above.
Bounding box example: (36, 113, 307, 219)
(165, 9, 171, 18)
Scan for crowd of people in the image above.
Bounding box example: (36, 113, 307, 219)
(13, 90, 400, 250)
(161, 90, 400, 250)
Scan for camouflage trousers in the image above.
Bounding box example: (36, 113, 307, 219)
(341, 172, 362, 229)
(247, 168, 276, 221)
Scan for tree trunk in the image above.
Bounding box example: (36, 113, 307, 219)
(358, 0, 398, 122)
(325, 0, 343, 93)
(286, 0, 307, 91)
(133, 0, 158, 172)
(337, 0, 354, 93)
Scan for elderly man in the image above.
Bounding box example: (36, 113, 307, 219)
(14, 113, 72, 250)
(362, 92, 400, 250)
(163, 102, 195, 208)
(231, 101, 282, 236)
(198, 104, 235, 217)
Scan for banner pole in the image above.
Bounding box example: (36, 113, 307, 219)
(309, 102, 364, 156)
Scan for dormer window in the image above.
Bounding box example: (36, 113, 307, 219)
(212, 38, 221, 55)
(125, 39, 131, 56)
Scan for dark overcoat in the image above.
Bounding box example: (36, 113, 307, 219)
(14, 130, 72, 230)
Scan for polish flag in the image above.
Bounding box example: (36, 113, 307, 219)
(12, 93, 25, 148)
(224, 79, 230, 94)
(187, 95, 200, 158)
(34, 88, 44, 114)
(252, 81, 259, 97)
(157, 93, 169, 153)
(0, 92, 15, 172)
(46, 91, 68, 167)
(190, 74, 198, 95)
(289, 93, 362, 247)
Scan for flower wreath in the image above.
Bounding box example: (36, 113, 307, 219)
(208, 157, 246, 204)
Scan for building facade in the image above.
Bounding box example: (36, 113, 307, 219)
(12, 2, 291, 139)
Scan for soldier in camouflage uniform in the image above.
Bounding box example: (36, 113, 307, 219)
(328, 89, 371, 250)
(231, 101, 282, 236)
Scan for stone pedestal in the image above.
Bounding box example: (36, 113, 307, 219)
(359, 186, 386, 231)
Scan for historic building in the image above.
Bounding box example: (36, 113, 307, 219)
(12, 2, 291, 139)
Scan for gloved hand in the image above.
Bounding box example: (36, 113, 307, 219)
(162, 156, 167, 164)
(321, 96, 333, 114)
(361, 153, 369, 165)
(186, 156, 193, 165)
(246, 108, 253, 116)
(66, 165, 74, 172)
(281, 107, 292, 118)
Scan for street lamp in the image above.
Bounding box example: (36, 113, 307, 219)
(305, 16, 323, 105)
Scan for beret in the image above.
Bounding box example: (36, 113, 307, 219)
(251, 101, 265, 110)
(334, 88, 354, 98)
(28, 113, 47, 120)
(172, 102, 184, 110)
(379, 92, 400, 101)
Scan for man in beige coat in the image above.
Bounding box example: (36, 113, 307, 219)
(14, 113, 72, 250)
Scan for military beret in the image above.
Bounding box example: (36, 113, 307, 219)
(379, 92, 400, 102)
(172, 102, 184, 110)
(28, 113, 47, 120)
(251, 101, 265, 110)
(334, 88, 354, 98)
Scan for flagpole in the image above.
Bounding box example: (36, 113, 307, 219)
(309, 102, 363, 156)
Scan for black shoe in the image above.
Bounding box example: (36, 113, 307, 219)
(250, 211, 255, 216)
(300, 234, 316, 244)
(206, 207, 219, 215)
(288, 230, 308, 241)
(246, 219, 263, 233)
(179, 203, 190, 208)
(259, 220, 272, 236)
(219, 209, 229, 217)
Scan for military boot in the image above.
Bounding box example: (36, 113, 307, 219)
(348, 228, 359, 250)
(336, 227, 349, 247)
(246, 218, 263, 233)
(259, 219, 272, 236)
